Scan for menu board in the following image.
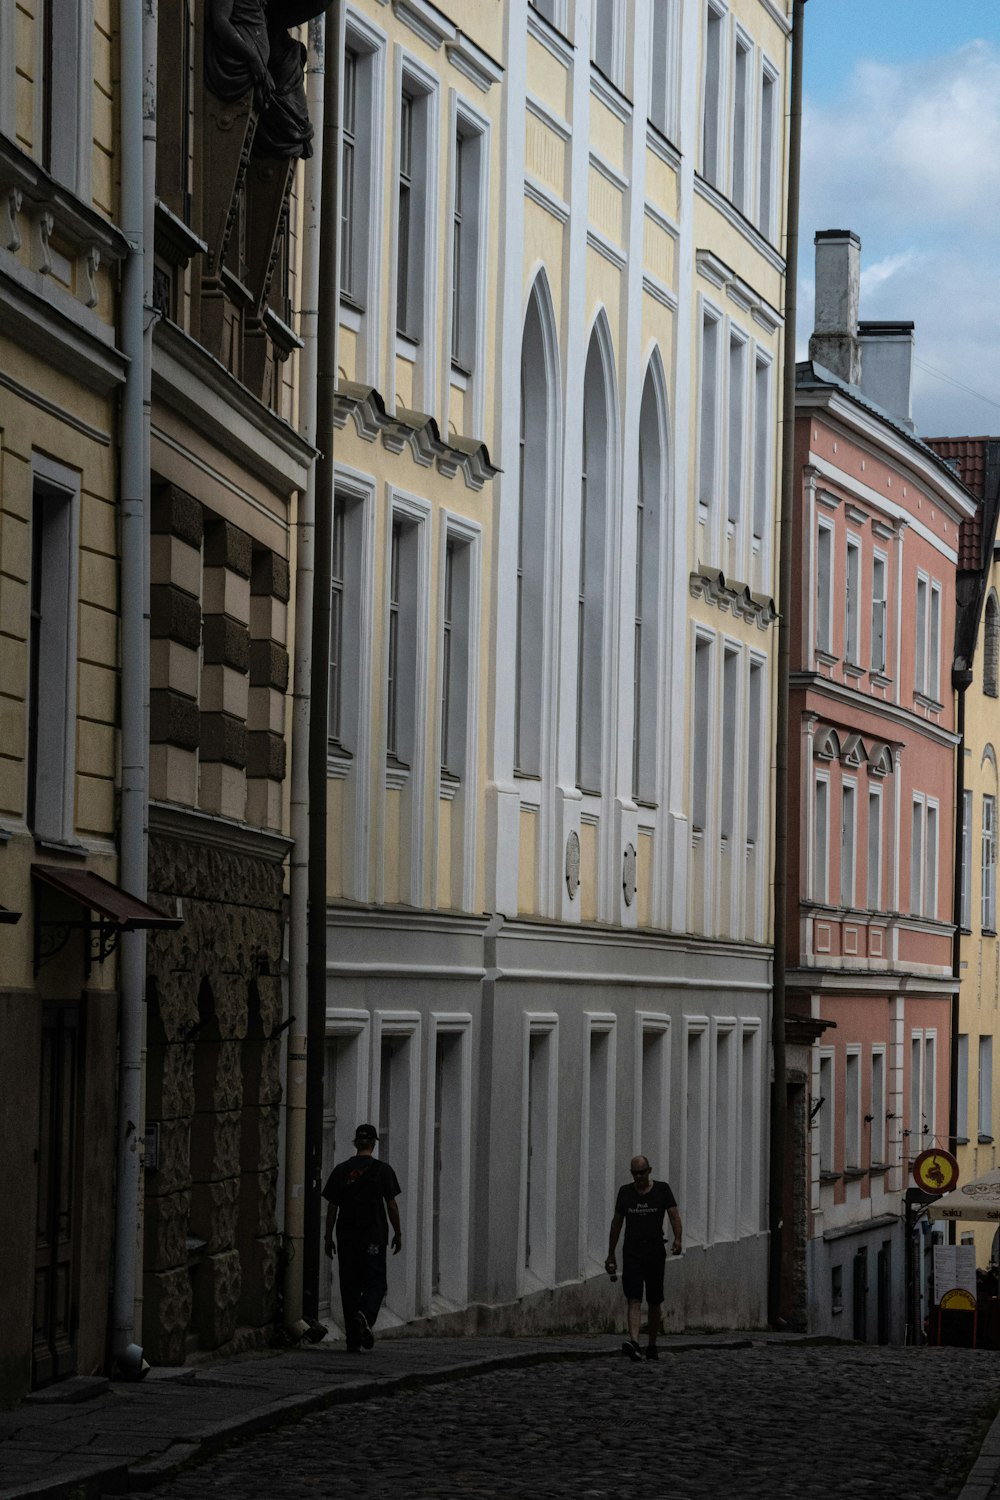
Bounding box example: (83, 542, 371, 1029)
(933, 1244, 978, 1302)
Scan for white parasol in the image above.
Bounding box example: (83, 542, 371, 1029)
(927, 1168, 1000, 1221)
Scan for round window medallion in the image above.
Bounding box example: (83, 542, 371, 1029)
(565, 830, 581, 899)
(622, 843, 637, 906)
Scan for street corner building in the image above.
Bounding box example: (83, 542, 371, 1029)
(324, 0, 792, 1341)
(784, 230, 978, 1341)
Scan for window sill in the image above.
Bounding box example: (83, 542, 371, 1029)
(815, 649, 838, 669)
(385, 757, 411, 792)
(869, 1163, 891, 1175)
(450, 363, 470, 389)
(339, 298, 364, 333)
(843, 661, 866, 681)
(871, 671, 893, 689)
(913, 691, 944, 714)
(954, 1137, 970, 1147)
(843, 1167, 867, 1181)
(819, 1171, 841, 1184)
(395, 332, 420, 359)
(34, 836, 88, 859)
(979, 1134, 995, 1146)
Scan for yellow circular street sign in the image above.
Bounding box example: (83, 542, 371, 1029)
(913, 1148, 960, 1194)
(940, 1288, 977, 1311)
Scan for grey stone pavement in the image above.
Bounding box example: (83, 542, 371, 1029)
(5, 1331, 1000, 1499)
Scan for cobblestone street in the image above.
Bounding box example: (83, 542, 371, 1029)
(110, 1343, 1000, 1500)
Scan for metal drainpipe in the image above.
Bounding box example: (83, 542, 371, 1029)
(112, 0, 155, 1373)
(303, 0, 342, 1325)
(283, 13, 326, 1338)
(768, 0, 805, 1330)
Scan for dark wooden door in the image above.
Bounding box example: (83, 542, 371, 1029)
(33, 1001, 80, 1387)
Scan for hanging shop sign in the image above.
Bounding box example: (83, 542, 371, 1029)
(912, 1148, 960, 1196)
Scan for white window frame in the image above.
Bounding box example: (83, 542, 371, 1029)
(961, 787, 973, 930)
(591, 0, 625, 87)
(840, 778, 857, 909)
(329, 465, 376, 901)
(447, 92, 490, 436)
(844, 1047, 861, 1169)
(818, 1049, 835, 1175)
(914, 573, 927, 695)
(928, 581, 941, 700)
(697, 299, 723, 525)
(756, 57, 778, 242)
(521, 1014, 559, 1290)
(576, 322, 616, 797)
(372, 1010, 422, 1321)
(321, 1012, 372, 1324)
(979, 1034, 993, 1141)
(382, 490, 431, 906)
(648, 0, 681, 141)
(710, 1019, 737, 1242)
(816, 520, 834, 654)
(423, 1013, 472, 1310)
(738, 1021, 762, 1234)
(984, 794, 996, 933)
(813, 772, 830, 903)
(870, 1046, 886, 1164)
(924, 798, 939, 921)
(752, 350, 772, 548)
(866, 785, 882, 912)
(844, 534, 861, 666)
(730, 26, 752, 216)
(871, 550, 887, 674)
(392, 49, 440, 410)
(27, 453, 81, 844)
(341, 13, 387, 384)
(581, 1013, 617, 1272)
(633, 362, 666, 806)
(910, 795, 924, 918)
(720, 644, 740, 844)
(727, 326, 748, 531)
(956, 1033, 969, 1143)
(691, 630, 715, 836)
(683, 1017, 710, 1245)
(635, 1013, 671, 1174)
(701, 0, 728, 188)
(437, 513, 481, 913)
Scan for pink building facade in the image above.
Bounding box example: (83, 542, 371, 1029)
(787, 233, 974, 1340)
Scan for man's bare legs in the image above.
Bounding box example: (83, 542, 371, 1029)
(647, 1301, 662, 1347)
(627, 1299, 642, 1343)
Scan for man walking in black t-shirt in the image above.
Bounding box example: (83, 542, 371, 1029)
(606, 1155, 682, 1361)
(323, 1123, 402, 1351)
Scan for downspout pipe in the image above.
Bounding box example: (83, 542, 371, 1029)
(283, 13, 325, 1338)
(768, 0, 805, 1330)
(304, 0, 342, 1323)
(112, 0, 155, 1374)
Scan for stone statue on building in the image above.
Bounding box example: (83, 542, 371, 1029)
(204, 0, 273, 108)
(253, 20, 313, 159)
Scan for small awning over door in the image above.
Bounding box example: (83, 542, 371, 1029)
(32, 864, 181, 975)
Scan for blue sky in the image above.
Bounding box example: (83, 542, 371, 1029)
(800, 1, 1000, 436)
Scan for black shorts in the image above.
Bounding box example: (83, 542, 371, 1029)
(622, 1247, 666, 1304)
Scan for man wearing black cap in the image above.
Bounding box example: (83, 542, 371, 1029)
(323, 1123, 402, 1350)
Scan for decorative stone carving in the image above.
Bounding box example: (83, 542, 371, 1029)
(204, 0, 271, 107)
(253, 25, 312, 160)
(4, 186, 22, 253)
(565, 830, 581, 900)
(34, 210, 54, 275)
(82, 244, 100, 308)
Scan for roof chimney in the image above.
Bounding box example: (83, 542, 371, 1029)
(809, 230, 861, 387)
(858, 321, 915, 433)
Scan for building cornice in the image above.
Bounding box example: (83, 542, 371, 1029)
(149, 801, 292, 865)
(790, 672, 960, 747)
(152, 318, 316, 497)
(693, 173, 785, 276)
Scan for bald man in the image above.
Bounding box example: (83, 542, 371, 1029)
(606, 1155, 682, 1361)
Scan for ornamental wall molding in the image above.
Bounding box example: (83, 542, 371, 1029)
(333, 380, 499, 491)
(689, 567, 776, 628)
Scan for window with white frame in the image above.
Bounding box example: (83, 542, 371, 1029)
(731, 29, 751, 215)
(984, 794, 996, 931)
(910, 797, 923, 917)
(871, 553, 887, 673)
(523, 1019, 558, 1283)
(328, 482, 369, 759)
(450, 113, 485, 380)
(692, 634, 713, 834)
(818, 1051, 834, 1173)
(979, 1034, 993, 1140)
(702, 1, 726, 187)
(866, 787, 882, 910)
(746, 658, 764, 847)
(816, 523, 833, 654)
(913, 571, 942, 698)
(330, 494, 346, 745)
(908, 1034, 921, 1150)
(530, 0, 561, 22)
(870, 1047, 886, 1162)
(956, 1033, 969, 1143)
(429, 1022, 470, 1303)
(374, 1018, 419, 1318)
(585, 1020, 616, 1266)
(845, 536, 861, 665)
(712, 1025, 736, 1241)
(27, 458, 80, 842)
(685, 1022, 708, 1243)
(633, 370, 664, 804)
(591, 1, 623, 87)
(844, 1049, 861, 1168)
(577, 329, 612, 795)
(439, 532, 473, 784)
(514, 285, 551, 778)
(922, 1033, 935, 1144)
(698, 307, 721, 518)
(40, 0, 89, 192)
(395, 71, 435, 346)
(639, 1017, 669, 1170)
(738, 1025, 761, 1234)
(385, 514, 422, 771)
(721, 647, 739, 843)
(752, 354, 771, 544)
(727, 331, 746, 528)
(962, 787, 973, 929)
(648, 0, 680, 140)
(341, 22, 382, 319)
(341, 49, 358, 300)
(757, 61, 778, 240)
(924, 799, 938, 921)
(814, 774, 829, 902)
(841, 780, 856, 907)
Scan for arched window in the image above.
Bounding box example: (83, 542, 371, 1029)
(577, 322, 615, 793)
(634, 360, 667, 802)
(984, 592, 999, 698)
(515, 280, 555, 775)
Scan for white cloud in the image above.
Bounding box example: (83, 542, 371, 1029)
(800, 40, 1000, 434)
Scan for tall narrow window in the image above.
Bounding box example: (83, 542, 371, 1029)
(922, 1035, 936, 1142)
(841, 782, 856, 907)
(929, 584, 941, 700)
(746, 660, 763, 846)
(450, 135, 464, 365)
(386, 523, 402, 761)
(985, 593, 1000, 698)
(438, 534, 472, 786)
(956, 1034, 969, 1142)
(385, 517, 420, 772)
(845, 538, 861, 665)
(341, 51, 358, 298)
(713, 1027, 735, 1240)
(329, 496, 346, 744)
(870, 1049, 886, 1162)
(984, 795, 996, 932)
(524, 1025, 556, 1279)
(979, 1035, 993, 1140)
(818, 1053, 834, 1173)
(591, 0, 621, 85)
(685, 1026, 707, 1243)
(395, 80, 432, 345)
(914, 576, 927, 693)
(692, 636, 712, 834)
(577, 332, 612, 794)
(814, 776, 829, 901)
(633, 372, 663, 803)
(924, 802, 938, 920)
(27, 465, 79, 841)
(440, 540, 455, 772)
(648, 0, 679, 139)
(757, 64, 777, 239)
(396, 92, 414, 335)
(450, 123, 483, 378)
(702, 2, 725, 187)
(515, 286, 551, 777)
(731, 33, 751, 214)
(845, 1051, 861, 1168)
(910, 798, 924, 917)
(586, 1027, 614, 1264)
(871, 554, 887, 673)
(909, 1035, 922, 1147)
(962, 788, 973, 929)
(728, 333, 746, 526)
(752, 355, 770, 543)
(699, 310, 720, 514)
(867, 789, 881, 910)
(721, 648, 739, 842)
(816, 524, 833, 653)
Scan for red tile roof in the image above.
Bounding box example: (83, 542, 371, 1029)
(925, 437, 993, 570)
